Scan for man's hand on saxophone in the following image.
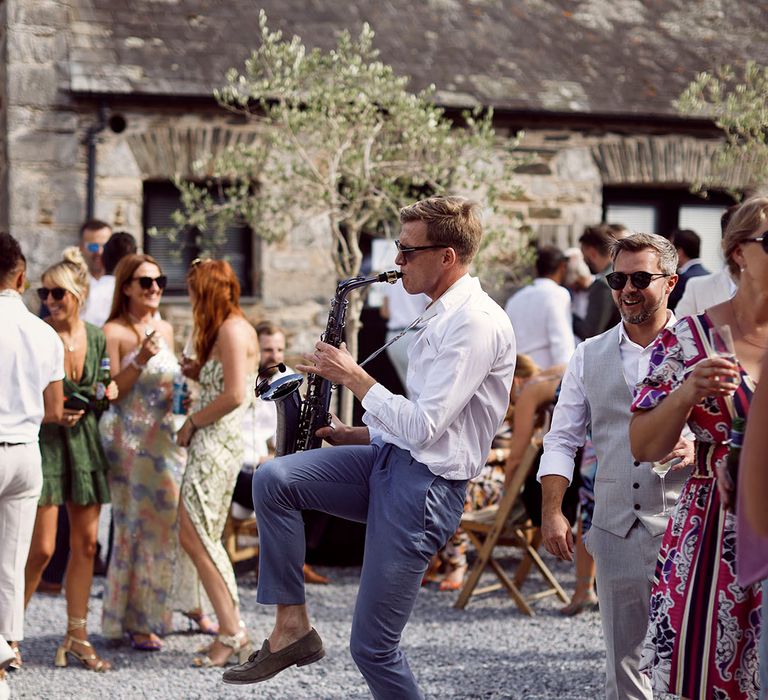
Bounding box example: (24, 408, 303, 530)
(296, 340, 377, 402)
(314, 412, 371, 446)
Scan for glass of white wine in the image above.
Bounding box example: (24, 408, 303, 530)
(652, 460, 673, 517)
(708, 324, 738, 390)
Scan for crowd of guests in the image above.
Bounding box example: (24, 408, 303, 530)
(0, 192, 767, 700)
(0, 222, 266, 697)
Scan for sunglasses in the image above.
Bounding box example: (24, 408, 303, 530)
(85, 242, 103, 254)
(37, 287, 67, 301)
(744, 235, 768, 253)
(132, 275, 168, 290)
(605, 271, 671, 290)
(394, 240, 450, 257)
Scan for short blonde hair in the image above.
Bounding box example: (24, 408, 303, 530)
(723, 196, 768, 278)
(610, 232, 678, 275)
(42, 247, 89, 307)
(399, 196, 482, 264)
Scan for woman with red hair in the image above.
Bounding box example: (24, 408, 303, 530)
(175, 258, 259, 667)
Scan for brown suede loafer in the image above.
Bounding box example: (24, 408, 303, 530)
(221, 628, 324, 685)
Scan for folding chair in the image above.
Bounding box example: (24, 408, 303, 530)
(223, 512, 259, 563)
(453, 440, 569, 615)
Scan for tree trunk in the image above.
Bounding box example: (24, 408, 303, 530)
(340, 293, 364, 425)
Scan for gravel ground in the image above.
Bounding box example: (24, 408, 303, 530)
(11, 550, 604, 699)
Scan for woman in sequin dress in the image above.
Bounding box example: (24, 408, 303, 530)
(101, 254, 203, 650)
(174, 259, 259, 667)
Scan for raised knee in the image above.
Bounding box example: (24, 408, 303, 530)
(251, 459, 288, 503)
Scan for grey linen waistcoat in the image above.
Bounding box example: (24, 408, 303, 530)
(583, 325, 688, 538)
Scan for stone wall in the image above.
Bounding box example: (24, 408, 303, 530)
(0, 1, 8, 229)
(4, 2, 746, 349)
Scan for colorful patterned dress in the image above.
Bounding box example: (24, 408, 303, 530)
(100, 339, 189, 638)
(631, 313, 761, 699)
(174, 359, 253, 609)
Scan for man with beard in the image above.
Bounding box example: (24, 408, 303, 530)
(539, 233, 694, 700)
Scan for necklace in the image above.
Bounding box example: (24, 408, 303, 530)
(730, 299, 768, 349)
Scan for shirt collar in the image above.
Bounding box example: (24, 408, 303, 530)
(533, 277, 559, 288)
(618, 310, 677, 349)
(423, 273, 477, 321)
(0, 289, 23, 301)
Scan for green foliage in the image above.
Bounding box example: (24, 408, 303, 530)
(168, 10, 525, 278)
(678, 61, 768, 192)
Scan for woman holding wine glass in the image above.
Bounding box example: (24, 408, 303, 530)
(100, 254, 212, 650)
(629, 196, 768, 699)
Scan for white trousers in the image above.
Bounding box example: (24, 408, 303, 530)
(0, 442, 42, 641)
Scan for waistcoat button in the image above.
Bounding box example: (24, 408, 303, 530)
(633, 482, 640, 489)
(634, 460, 641, 466)
(634, 503, 641, 510)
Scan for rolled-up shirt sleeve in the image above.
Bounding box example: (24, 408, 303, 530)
(362, 312, 502, 450)
(537, 344, 590, 484)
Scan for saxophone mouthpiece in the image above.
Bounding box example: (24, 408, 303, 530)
(380, 270, 402, 283)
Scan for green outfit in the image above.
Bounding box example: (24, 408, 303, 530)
(39, 322, 111, 506)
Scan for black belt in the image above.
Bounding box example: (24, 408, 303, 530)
(0, 442, 25, 447)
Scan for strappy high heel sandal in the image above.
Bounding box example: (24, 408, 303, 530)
(54, 617, 112, 672)
(192, 628, 251, 668)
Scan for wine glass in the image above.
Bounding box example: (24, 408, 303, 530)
(708, 324, 738, 391)
(652, 460, 673, 516)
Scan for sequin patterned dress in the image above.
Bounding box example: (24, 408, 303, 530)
(174, 359, 254, 609)
(631, 313, 761, 699)
(100, 339, 190, 638)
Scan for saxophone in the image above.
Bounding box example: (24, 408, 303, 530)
(257, 270, 402, 456)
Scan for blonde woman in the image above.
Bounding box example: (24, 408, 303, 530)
(23, 248, 116, 671)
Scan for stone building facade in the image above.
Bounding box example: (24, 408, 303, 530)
(2, 0, 766, 346)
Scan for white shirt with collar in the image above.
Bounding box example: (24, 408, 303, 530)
(362, 274, 516, 481)
(675, 267, 737, 318)
(538, 312, 677, 483)
(81, 273, 115, 327)
(0, 291, 65, 443)
(504, 277, 575, 369)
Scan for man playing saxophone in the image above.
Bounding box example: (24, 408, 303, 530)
(223, 196, 517, 698)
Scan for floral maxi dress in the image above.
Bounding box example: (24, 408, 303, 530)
(631, 313, 761, 699)
(100, 339, 189, 638)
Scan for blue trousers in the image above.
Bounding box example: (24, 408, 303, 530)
(252, 440, 467, 699)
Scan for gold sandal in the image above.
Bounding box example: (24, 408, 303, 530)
(54, 617, 112, 672)
(192, 629, 251, 668)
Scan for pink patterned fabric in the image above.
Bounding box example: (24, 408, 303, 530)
(631, 314, 761, 699)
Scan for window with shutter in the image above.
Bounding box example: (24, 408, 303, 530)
(142, 181, 256, 297)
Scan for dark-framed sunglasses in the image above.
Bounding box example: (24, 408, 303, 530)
(36, 287, 67, 301)
(744, 235, 768, 253)
(605, 271, 671, 290)
(394, 240, 450, 257)
(132, 275, 168, 290)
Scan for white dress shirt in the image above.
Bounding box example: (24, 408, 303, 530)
(380, 280, 429, 331)
(505, 278, 575, 369)
(362, 274, 516, 481)
(0, 291, 65, 443)
(675, 268, 737, 319)
(538, 313, 677, 483)
(81, 273, 115, 327)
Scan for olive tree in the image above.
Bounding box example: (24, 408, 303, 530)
(171, 11, 524, 419)
(678, 61, 768, 191)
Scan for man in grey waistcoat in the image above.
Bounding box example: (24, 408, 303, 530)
(538, 232, 693, 700)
